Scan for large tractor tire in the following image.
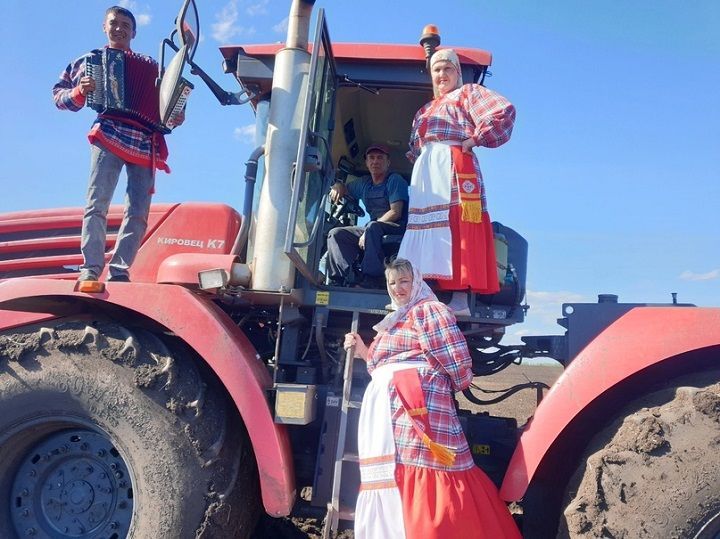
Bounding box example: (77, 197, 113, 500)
(0, 320, 260, 539)
(559, 369, 720, 538)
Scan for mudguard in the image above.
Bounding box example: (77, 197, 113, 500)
(0, 278, 295, 517)
(500, 306, 720, 501)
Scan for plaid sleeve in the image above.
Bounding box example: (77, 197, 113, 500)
(412, 301, 474, 391)
(52, 56, 87, 112)
(463, 84, 516, 149)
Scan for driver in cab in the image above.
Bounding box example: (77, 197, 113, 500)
(326, 144, 408, 288)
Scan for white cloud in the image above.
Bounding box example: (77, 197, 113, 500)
(246, 0, 270, 16)
(234, 124, 256, 143)
(502, 289, 589, 345)
(273, 17, 289, 35)
(212, 0, 257, 42)
(115, 1, 150, 27)
(679, 269, 720, 282)
(526, 290, 588, 320)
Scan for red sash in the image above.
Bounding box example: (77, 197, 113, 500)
(451, 146, 482, 223)
(392, 368, 456, 466)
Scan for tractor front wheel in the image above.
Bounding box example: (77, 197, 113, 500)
(0, 320, 260, 538)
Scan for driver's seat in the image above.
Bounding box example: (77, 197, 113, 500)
(381, 233, 403, 258)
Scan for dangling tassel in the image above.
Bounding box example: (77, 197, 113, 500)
(460, 199, 482, 223)
(421, 433, 456, 466)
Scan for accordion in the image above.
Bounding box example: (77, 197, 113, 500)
(85, 48, 192, 134)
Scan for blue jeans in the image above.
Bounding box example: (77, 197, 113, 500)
(80, 142, 154, 279)
(326, 220, 404, 282)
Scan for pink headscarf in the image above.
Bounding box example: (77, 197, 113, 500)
(430, 48, 464, 97)
(373, 262, 438, 333)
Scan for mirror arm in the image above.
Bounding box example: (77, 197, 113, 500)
(158, 38, 181, 81)
(187, 58, 255, 106)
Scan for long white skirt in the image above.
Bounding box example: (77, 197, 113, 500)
(354, 362, 424, 539)
(397, 142, 455, 281)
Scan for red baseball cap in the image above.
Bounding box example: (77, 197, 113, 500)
(364, 143, 390, 157)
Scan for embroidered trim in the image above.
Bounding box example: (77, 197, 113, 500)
(359, 480, 397, 491)
(359, 454, 395, 465)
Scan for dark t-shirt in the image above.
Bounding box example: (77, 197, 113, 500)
(346, 173, 408, 226)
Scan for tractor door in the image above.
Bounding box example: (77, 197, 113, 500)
(284, 9, 337, 285)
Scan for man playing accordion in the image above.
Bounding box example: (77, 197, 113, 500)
(52, 5, 183, 283)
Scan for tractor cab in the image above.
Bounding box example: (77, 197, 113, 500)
(220, 11, 528, 339)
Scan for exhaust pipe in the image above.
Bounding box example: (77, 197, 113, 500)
(251, 0, 315, 292)
(287, 0, 315, 49)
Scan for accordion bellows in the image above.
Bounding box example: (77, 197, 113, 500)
(85, 48, 189, 134)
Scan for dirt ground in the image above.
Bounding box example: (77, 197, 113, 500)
(459, 362, 564, 425)
(255, 362, 564, 538)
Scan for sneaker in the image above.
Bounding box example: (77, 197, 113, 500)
(77, 270, 98, 282)
(108, 274, 130, 282)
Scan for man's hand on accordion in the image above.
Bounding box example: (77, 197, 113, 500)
(174, 106, 186, 127)
(78, 76, 96, 97)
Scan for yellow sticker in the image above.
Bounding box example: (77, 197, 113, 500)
(316, 291, 330, 305)
(276, 392, 307, 419)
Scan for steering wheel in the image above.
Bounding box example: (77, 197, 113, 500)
(331, 196, 365, 222)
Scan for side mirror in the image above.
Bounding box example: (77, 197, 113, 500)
(157, 0, 198, 128)
(159, 44, 192, 128)
(160, 0, 252, 107)
(176, 0, 199, 61)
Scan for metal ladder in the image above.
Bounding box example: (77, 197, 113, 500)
(322, 311, 362, 538)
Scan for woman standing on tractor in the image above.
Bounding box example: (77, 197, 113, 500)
(398, 49, 515, 315)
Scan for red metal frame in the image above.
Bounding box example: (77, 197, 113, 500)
(0, 203, 240, 283)
(500, 306, 720, 501)
(0, 278, 295, 517)
(0, 204, 176, 279)
(220, 42, 492, 67)
(129, 203, 241, 283)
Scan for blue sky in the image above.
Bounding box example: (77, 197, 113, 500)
(1, 0, 718, 343)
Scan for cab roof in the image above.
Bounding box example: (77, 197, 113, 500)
(220, 43, 492, 68)
(220, 43, 492, 104)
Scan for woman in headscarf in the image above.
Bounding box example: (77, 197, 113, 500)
(345, 257, 520, 539)
(397, 49, 516, 315)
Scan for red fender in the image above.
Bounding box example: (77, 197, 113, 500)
(0, 278, 295, 516)
(500, 306, 720, 502)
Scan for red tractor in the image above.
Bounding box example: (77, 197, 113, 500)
(1, 1, 718, 537)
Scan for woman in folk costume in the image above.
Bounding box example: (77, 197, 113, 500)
(397, 48, 516, 315)
(345, 258, 520, 539)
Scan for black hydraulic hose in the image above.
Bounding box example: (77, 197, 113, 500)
(231, 145, 265, 259)
(462, 382, 550, 406)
